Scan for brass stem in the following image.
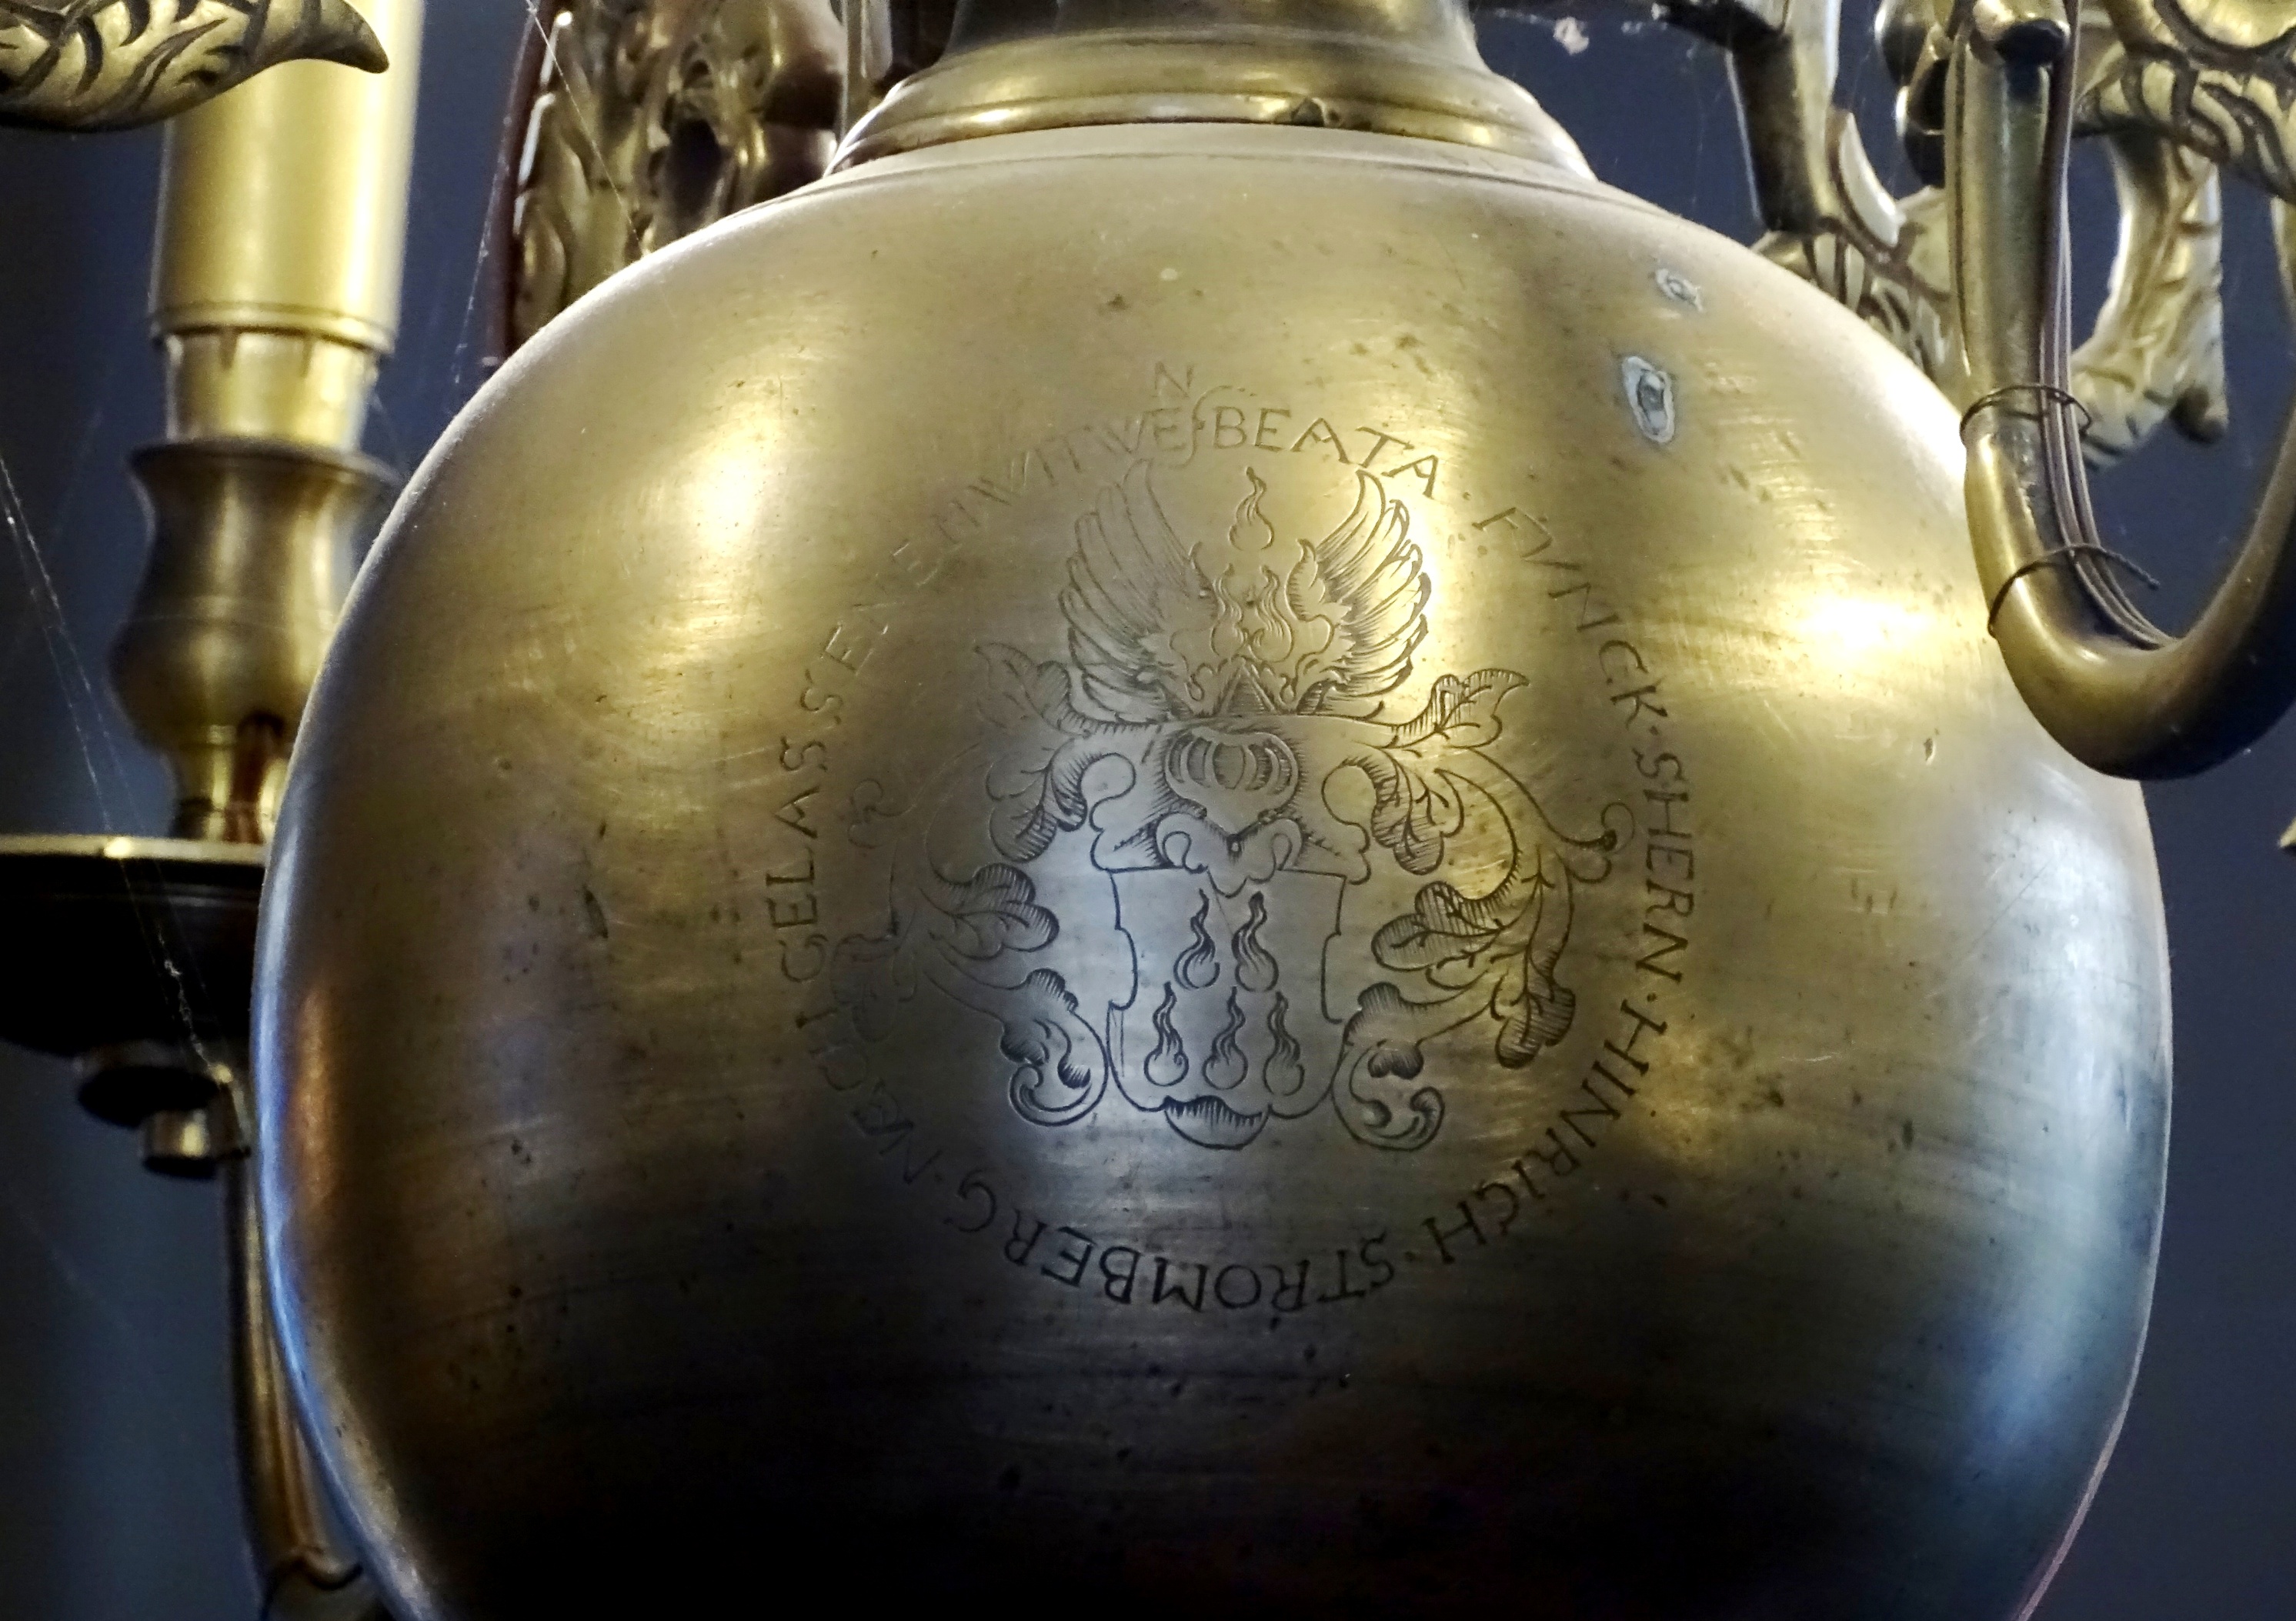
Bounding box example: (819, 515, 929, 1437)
(225, 1142, 384, 1620)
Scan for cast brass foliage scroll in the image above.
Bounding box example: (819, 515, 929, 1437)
(504, 0, 842, 354)
(1530, 0, 2288, 468)
(0, 0, 385, 130)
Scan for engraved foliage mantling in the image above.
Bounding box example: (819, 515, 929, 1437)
(833, 461, 1625, 1153)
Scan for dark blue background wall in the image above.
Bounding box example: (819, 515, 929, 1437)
(2, 4, 2288, 1613)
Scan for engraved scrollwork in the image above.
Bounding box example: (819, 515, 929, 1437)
(0, 0, 385, 131)
(503, 0, 843, 354)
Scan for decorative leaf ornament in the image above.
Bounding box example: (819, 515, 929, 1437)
(502, 0, 843, 354)
(0, 0, 385, 131)
(1511, 0, 2293, 467)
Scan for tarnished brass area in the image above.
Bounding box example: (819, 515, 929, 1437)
(263, 5, 2171, 1616)
(505, 0, 842, 353)
(0, 0, 385, 130)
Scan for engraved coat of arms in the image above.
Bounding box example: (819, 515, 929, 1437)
(835, 462, 1623, 1151)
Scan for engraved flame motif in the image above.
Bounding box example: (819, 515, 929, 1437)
(1146, 982, 1187, 1088)
(1204, 990, 1250, 1092)
(1176, 893, 1220, 990)
(1232, 894, 1278, 993)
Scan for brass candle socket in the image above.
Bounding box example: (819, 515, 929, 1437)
(115, 439, 395, 844)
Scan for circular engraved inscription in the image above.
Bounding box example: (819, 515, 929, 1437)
(775, 377, 1694, 1316)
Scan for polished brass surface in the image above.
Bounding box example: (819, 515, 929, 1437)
(154, 0, 423, 378)
(504, 0, 842, 354)
(840, 0, 1590, 167)
(0, 0, 384, 130)
(1945, 0, 2296, 775)
(164, 333, 385, 450)
(265, 9, 2171, 1596)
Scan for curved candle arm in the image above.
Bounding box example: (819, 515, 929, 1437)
(1947, 0, 2296, 777)
(225, 1150, 389, 1621)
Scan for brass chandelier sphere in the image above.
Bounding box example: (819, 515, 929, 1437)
(257, 2, 2208, 1613)
(8, 0, 2296, 1616)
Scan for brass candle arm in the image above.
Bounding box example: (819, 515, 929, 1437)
(1489, 0, 2296, 777)
(225, 1114, 389, 1621)
(0, 0, 386, 131)
(1946, 0, 2296, 776)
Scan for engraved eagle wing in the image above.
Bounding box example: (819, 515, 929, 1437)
(1290, 469, 1433, 715)
(1058, 461, 1432, 722)
(1059, 460, 1223, 722)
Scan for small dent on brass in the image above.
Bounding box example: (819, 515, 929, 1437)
(1654, 268, 1704, 311)
(1622, 355, 1678, 446)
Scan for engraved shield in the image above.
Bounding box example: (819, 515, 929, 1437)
(1106, 866, 1346, 1148)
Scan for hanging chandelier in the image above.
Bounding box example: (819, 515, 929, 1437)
(4, 0, 2294, 1615)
